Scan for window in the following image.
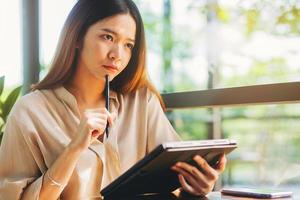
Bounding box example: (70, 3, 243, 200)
(136, 0, 300, 196)
(40, 0, 77, 78)
(0, 0, 22, 87)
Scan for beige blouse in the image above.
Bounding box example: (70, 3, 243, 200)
(0, 86, 180, 200)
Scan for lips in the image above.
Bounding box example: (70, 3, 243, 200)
(103, 65, 118, 73)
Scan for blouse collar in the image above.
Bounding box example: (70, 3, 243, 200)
(53, 86, 118, 111)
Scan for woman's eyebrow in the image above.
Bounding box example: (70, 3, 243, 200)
(100, 28, 135, 43)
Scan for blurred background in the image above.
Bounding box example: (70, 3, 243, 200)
(1, 0, 300, 194)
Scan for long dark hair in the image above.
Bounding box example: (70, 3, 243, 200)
(33, 0, 165, 108)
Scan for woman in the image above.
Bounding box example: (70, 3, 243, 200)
(0, 0, 226, 199)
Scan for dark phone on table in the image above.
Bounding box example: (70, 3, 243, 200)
(221, 187, 293, 199)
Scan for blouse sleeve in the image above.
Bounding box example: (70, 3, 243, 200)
(0, 112, 44, 200)
(146, 91, 181, 152)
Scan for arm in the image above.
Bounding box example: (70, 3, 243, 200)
(0, 108, 114, 200)
(30, 144, 83, 200)
(0, 114, 42, 200)
(37, 108, 115, 200)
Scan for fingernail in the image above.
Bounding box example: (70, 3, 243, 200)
(91, 130, 99, 137)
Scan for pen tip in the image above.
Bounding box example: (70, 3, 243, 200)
(105, 74, 110, 81)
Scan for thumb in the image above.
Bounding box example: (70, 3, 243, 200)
(78, 113, 89, 131)
(111, 112, 117, 121)
(106, 111, 117, 126)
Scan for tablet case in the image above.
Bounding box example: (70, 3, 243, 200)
(101, 139, 237, 199)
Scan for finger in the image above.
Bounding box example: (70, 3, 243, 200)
(111, 112, 117, 121)
(87, 118, 107, 128)
(85, 108, 107, 113)
(91, 130, 100, 137)
(88, 118, 107, 125)
(85, 109, 116, 125)
(86, 110, 113, 125)
(105, 110, 116, 126)
(193, 155, 219, 181)
(178, 174, 194, 194)
(173, 162, 204, 180)
(85, 112, 108, 120)
(87, 120, 107, 134)
(85, 112, 109, 125)
(90, 130, 103, 142)
(78, 115, 89, 133)
(178, 174, 203, 196)
(172, 162, 209, 189)
(84, 116, 106, 128)
(79, 115, 88, 127)
(215, 154, 227, 173)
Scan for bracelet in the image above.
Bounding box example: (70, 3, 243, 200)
(47, 171, 65, 188)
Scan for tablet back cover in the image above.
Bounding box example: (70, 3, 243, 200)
(101, 140, 236, 199)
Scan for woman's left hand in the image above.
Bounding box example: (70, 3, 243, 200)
(171, 154, 227, 196)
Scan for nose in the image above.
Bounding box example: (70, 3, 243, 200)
(108, 44, 122, 61)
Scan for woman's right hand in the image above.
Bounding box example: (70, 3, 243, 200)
(70, 108, 116, 151)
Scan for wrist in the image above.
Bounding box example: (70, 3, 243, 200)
(46, 170, 66, 188)
(67, 141, 86, 155)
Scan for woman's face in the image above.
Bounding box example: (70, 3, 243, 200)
(76, 13, 136, 81)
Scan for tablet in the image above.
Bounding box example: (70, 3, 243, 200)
(221, 187, 293, 199)
(101, 139, 237, 199)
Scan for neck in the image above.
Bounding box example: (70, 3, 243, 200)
(65, 72, 106, 106)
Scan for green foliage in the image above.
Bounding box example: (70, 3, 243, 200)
(0, 77, 4, 97)
(246, 9, 260, 36)
(277, 6, 300, 34)
(172, 109, 210, 140)
(216, 5, 230, 22)
(0, 76, 22, 144)
(242, 1, 300, 35)
(223, 57, 290, 87)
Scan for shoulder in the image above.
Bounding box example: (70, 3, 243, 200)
(9, 89, 51, 119)
(120, 86, 157, 102)
(116, 87, 162, 112)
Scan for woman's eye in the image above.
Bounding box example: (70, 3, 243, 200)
(126, 43, 134, 50)
(102, 34, 113, 41)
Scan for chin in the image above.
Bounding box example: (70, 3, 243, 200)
(109, 74, 117, 81)
(108, 72, 122, 81)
